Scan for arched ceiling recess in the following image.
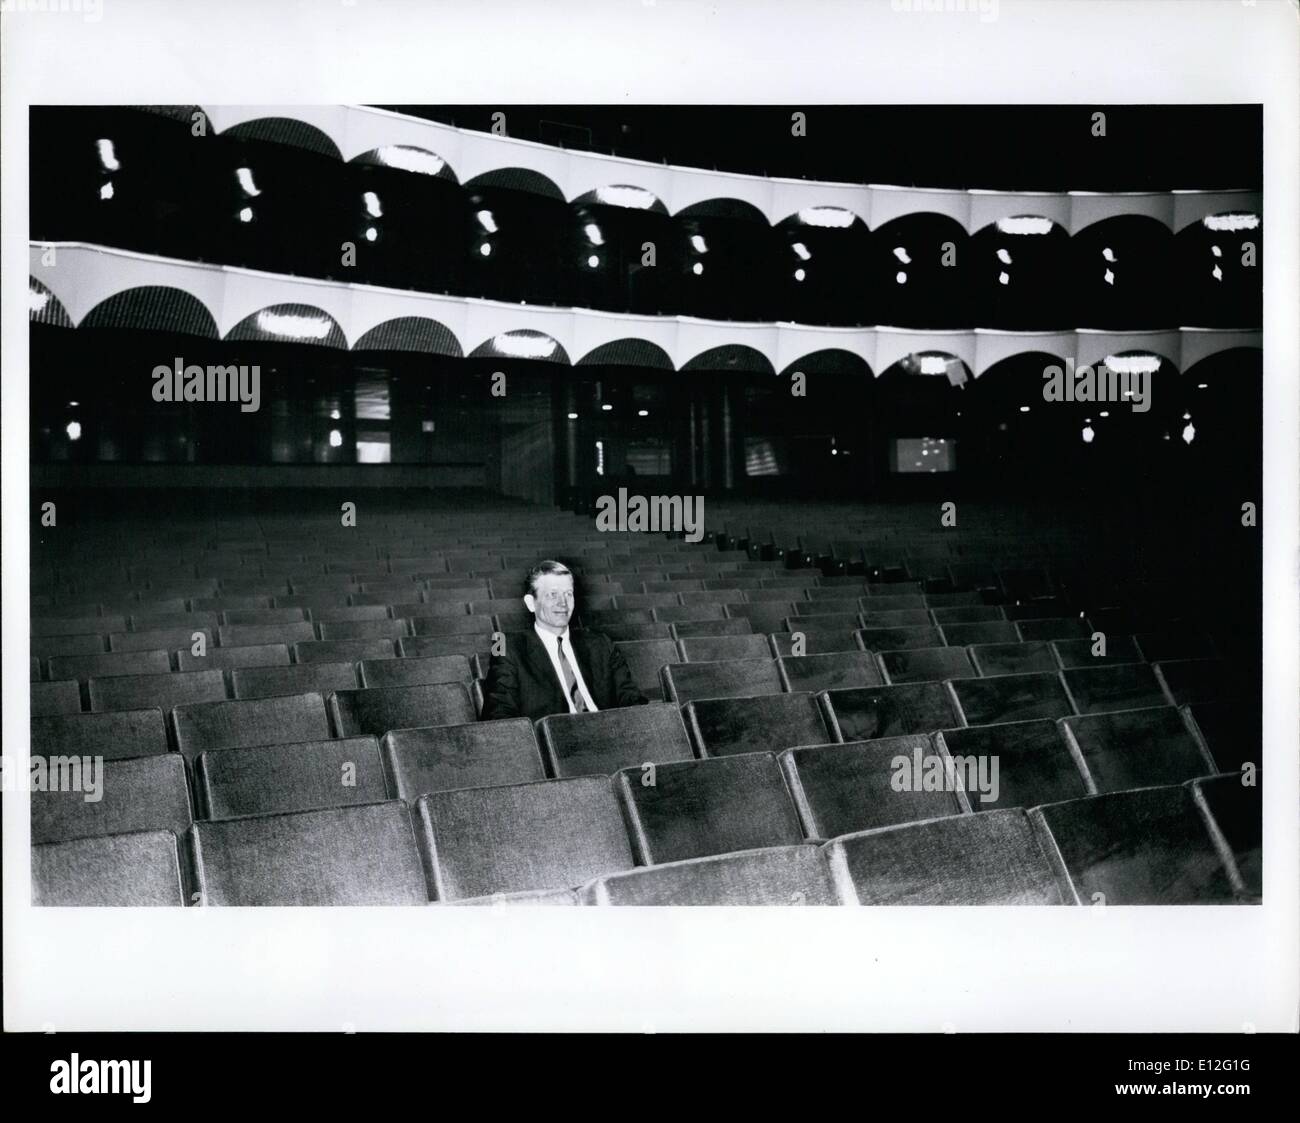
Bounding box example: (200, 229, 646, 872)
(176, 105, 1259, 235)
(31, 242, 1261, 378)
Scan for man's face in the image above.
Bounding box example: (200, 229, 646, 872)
(526, 573, 575, 631)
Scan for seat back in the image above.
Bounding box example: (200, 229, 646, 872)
(31, 752, 192, 844)
(33, 830, 185, 906)
(660, 658, 783, 703)
(172, 692, 331, 762)
(684, 692, 831, 758)
(537, 702, 694, 777)
(230, 661, 358, 700)
(329, 683, 476, 738)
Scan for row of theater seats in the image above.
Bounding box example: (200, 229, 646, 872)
(31, 696, 1257, 905)
(30, 504, 1259, 906)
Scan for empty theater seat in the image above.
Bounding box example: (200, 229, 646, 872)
(231, 661, 358, 700)
(660, 658, 784, 703)
(936, 719, 1087, 810)
(358, 654, 473, 688)
(89, 669, 228, 714)
(31, 752, 192, 845)
(328, 683, 475, 738)
(669, 617, 753, 638)
(949, 673, 1073, 725)
(293, 638, 398, 663)
(684, 692, 832, 758)
(780, 735, 964, 838)
(676, 634, 771, 663)
(1061, 663, 1168, 713)
(33, 830, 186, 906)
(31, 680, 84, 715)
(176, 643, 291, 671)
(1153, 659, 1241, 706)
(381, 719, 546, 800)
(1050, 634, 1143, 668)
(616, 639, 681, 699)
(415, 776, 634, 901)
(399, 635, 495, 660)
(172, 693, 332, 761)
(938, 621, 1021, 646)
(193, 800, 428, 905)
(827, 809, 1070, 905)
(195, 736, 388, 819)
(1015, 617, 1092, 642)
(1192, 773, 1261, 898)
(854, 625, 944, 652)
(820, 682, 963, 741)
(1183, 702, 1258, 773)
(1030, 785, 1237, 904)
(878, 646, 977, 685)
(218, 622, 317, 648)
(31, 708, 169, 762)
(776, 652, 883, 693)
(581, 844, 840, 905)
(770, 629, 862, 655)
(538, 702, 695, 777)
(968, 641, 1058, 677)
(614, 752, 804, 864)
(1060, 707, 1216, 794)
(49, 650, 171, 683)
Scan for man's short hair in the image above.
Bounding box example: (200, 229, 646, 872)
(523, 560, 573, 598)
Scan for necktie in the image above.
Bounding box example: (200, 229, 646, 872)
(556, 636, 588, 713)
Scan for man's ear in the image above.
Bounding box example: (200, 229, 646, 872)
(523, 593, 537, 614)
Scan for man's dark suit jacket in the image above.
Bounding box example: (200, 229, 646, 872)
(480, 626, 647, 721)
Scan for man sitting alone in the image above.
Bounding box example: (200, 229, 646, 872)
(480, 560, 647, 721)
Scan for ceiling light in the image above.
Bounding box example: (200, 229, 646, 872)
(692, 262, 704, 276)
(238, 206, 254, 222)
(1211, 264, 1223, 281)
(587, 254, 600, 268)
(375, 145, 446, 175)
(1103, 268, 1115, 285)
(492, 331, 557, 359)
(566, 412, 578, 420)
(793, 268, 806, 282)
(1210, 244, 1222, 257)
(363, 191, 383, 218)
(365, 227, 378, 242)
(1019, 405, 1031, 413)
(895, 271, 907, 284)
(996, 247, 1012, 265)
(1202, 212, 1260, 232)
(798, 206, 855, 228)
(99, 181, 114, 200)
(1102, 247, 1117, 262)
(690, 234, 708, 254)
(28, 283, 49, 314)
(892, 246, 911, 264)
(584, 223, 604, 246)
(594, 185, 658, 209)
(998, 271, 1010, 285)
(637, 409, 649, 417)
(95, 138, 120, 171)
(601, 404, 613, 411)
(792, 242, 811, 261)
(479, 242, 492, 256)
(475, 209, 498, 233)
(235, 167, 261, 196)
(995, 216, 1053, 235)
(1182, 421, 1196, 444)
(257, 309, 333, 340)
(1082, 424, 1095, 443)
(329, 429, 343, 447)
(918, 356, 948, 375)
(1103, 353, 1161, 375)
(66, 421, 82, 441)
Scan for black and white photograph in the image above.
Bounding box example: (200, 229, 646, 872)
(3, 0, 1297, 1064)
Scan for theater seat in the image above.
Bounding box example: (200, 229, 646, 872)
(329, 683, 475, 738)
(1061, 663, 1168, 714)
(669, 617, 753, 638)
(31, 752, 192, 844)
(49, 650, 171, 684)
(938, 621, 1020, 646)
(193, 800, 428, 905)
(1192, 773, 1261, 899)
(854, 625, 944, 652)
(31, 680, 84, 715)
(780, 736, 964, 838)
(1016, 617, 1091, 642)
(381, 719, 546, 800)
(411, 615, 495, 636)
(1060, 707, 1216, 794)
(317, 618, 408, 641)
(172, 692, 332, 762)
(446, 887, 581, 906)
(293, 638, 398, 663)
(819, 682, 962, 741)
(415, 776, 634, 901)
(614, 638, 680, 699)
(33, 830, 186, 906)
(1153, 659, 1242, 706)
(1030, 785, 1237, 904)
(826, 809, 1071, 905)
(32, 708, 169, 762)
(231, 661, 358, 700)
(949, 673, 1073, 725)
(684, 692, 832, 757)
(599, 622, 674, 642)
(399, 634, 495, 659)
(196, 736, 388, 819)
(1050, 634, 1143, 668)
(358, 654, 473, 688)
(677, 634, 771, 662)
(967, 641, 1058, 677)
(936, 719, 1087, 810)
(660, 658, 784, 703)
(581, 845, 840, 905)
(770, 629, 862, 655)
(218, 622, 316, 648)
(776, 652, 882, 693)
(89, 670, 228, 714)
(538, 702, 695, 777)
(1183, 702, 1258, 773)
(878, 646, 977, 685)
(176, 643, 291, 671)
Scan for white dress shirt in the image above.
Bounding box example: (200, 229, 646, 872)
(534, 621, 598, 713)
